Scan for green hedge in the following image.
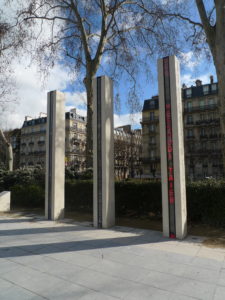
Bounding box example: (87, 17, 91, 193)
(11, 184, 45, 209)
(65, 180, 93, 212)
(186, 179, 225, 226)
(3, 178, 225, 227)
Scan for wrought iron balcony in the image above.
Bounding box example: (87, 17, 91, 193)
(142, 157, 160, 164)
(184, 104, 217, 113)
(142, 116, 159, 123)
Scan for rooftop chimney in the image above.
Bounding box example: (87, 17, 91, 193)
(70, 108, 77, 114)
(195, 79, 202, 87)
(25, 116, 32, 121)
(182, 83, 187, 89)
(210, 75, 214, 84)
(39, 112, 47, 118)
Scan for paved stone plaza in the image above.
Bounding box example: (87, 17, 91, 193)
(0, 213, 224, 299)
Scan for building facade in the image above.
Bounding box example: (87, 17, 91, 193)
(20, 109, 86, 171)
(19, 111, 142, 177)
(141, 78, 224, 179)
(114, 125, 142, 179)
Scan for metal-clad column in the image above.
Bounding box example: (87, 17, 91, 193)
(158, 56, 187, 239)
(93, 76, 115, 228)
(45, 90, 65, 220)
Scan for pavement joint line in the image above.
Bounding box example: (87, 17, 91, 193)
(11, 246, 220, 292)
(0, 230, 223, 274)
(0, 274, 50, 300)
(1, 260, 122, 300)
(1, 214, 225, 300)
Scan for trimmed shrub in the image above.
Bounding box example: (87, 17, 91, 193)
(0, 167, 45, 191)
(65, 180, 93, 212)
(115, 181, 161, 217)
(186, 179, 225, 227)
(11, 184, 45, 208)
(2, 171, 225, 228)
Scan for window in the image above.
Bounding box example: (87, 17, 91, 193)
(188, 143, 194, 152)
(200, 128, 206, 136)
(208, 98, 215, 106)
(149, 124, 155, 132)
(211, 142, 217, 151)
(211, 83, 217, 92)
(150, 150, 155, 158)
(187, 101, 192, 112)
(187, 129, 193, 137)
(150, 112, 155, 121)
(210, 127, 216, 136)
(187, 115, 193, 124)
(149, 136, 155, 144)
(186, 88, 192, 98)
(199, 99, 205, 108)
(203, 85, 209, 95)
(200, 114, 205, 121)
(202, 142, 207, 150)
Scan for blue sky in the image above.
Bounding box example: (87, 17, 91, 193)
(1, 0, 217, 130)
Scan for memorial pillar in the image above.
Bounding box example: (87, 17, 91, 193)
(158, 56, 187, 239)
(45, 90, 65, 220)
(93, 76, 115, 228)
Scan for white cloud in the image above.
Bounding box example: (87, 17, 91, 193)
(1, 57, 78, 130)
(64, 107, 141, 129)
(65, 91, 87, 108)
(181, 73, 213, 87)
(114, 112, 141, 128)
(179, 51, 201, 71)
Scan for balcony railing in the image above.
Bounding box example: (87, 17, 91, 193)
(142, 116, 159, 123)
(186, 149, 222, 155)
(209, 134, 218, 139)
(184, 104, 217, 113)
(28, 151, 45, 155)
(186, 121, 194, 125)
(195, 118, 220, 125)
(186, 136, 195, 139)
(21, 130, 46, 136)
(199, 134, 208, 139)
(142, 157, 160, 164)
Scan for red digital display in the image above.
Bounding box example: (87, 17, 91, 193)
(163, 57, 176, 238)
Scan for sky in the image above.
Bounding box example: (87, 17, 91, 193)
(1, 0, 217, 131)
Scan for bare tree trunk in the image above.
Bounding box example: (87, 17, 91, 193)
(195, 0, 225, 176)
(0, 129, 13, 171)
(7, 143, 13, 171)
(84, 75, 94, 169)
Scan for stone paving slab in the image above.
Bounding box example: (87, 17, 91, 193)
(0, 213, 224, 299)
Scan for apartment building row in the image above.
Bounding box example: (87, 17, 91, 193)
(20, 109, 87, 171)
(141, 76, 223, 180)
(2, 109, 142, 178)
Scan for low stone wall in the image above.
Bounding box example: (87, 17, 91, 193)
(0, 191, 10, 212)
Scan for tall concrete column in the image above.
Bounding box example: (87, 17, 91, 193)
(45, 90, 65, 220)
(93, 76, 115, 228)
(158, 56, 187, 239)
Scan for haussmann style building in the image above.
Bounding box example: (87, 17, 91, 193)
(20, 109, 86, 171)
(114, 125, 142, 179)
(19, 109, 142, 177)
(141, 77, 224, 180)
